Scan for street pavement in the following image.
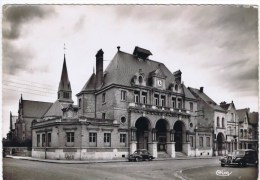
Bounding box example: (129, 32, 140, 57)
(3, 157, 258, 180)
(181, 164, 258, 180)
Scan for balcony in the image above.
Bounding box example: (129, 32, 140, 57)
(128, 102, 189, 116)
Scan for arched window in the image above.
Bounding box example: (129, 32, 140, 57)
(175, 84, 178, 91)
(222, 118, 225, 128)
(217, 117, 220, 127)
(138, 76, 143, 84)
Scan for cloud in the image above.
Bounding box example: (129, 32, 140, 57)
(3, 5, 56, 39)
(2, 42, 33, 75)
(74, 15, 85, 32)
(2, 5, 56, 75)
(111, 5, 258, 98)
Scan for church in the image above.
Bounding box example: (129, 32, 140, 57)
(31, 46, 214, 160)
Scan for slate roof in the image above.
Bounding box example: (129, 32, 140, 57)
(58, 56, 71, 92)
(44, 100, 72, 117)
(249, 112, 258, 125)
(237, 108, 249, 123)
(22, 100, 53, 118)
(80, 50, 196, 100)
(188, 87, 225, 112)
(81, 73, 96, 91)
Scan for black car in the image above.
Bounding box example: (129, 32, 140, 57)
(128, 149, 155, 162)
(219, 149, 258, 167)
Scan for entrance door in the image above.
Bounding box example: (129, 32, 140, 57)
(155, 119, 168, 152)
(175, 132, 182, 151)
(174, 121, 185, 152)
(158, 134, 166, 151)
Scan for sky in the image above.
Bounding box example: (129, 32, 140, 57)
(2, 5, 259, 137)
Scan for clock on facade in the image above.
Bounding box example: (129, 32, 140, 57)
(157, 80, 162, 86)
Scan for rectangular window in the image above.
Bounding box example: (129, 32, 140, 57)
(177, 98, 182, 109)
(240, 129, 243, 138)
(102, 113, 106, 120)
(172, 97, 176, 108)
(67, 132, 74, 143)
(47, 133, 51, 147)
(206, 137, 210, 147)
(42, 134, 46, 147)
(121, 90, 127, 101)
(104, 133, 111, 143)
(141, 92, 147, 104)
(120, 134, 126, 143)
(64, 92, 69, 99)
(154, 94, 159, 106)
(190, 136, 194, 147)
(199, 137, 203, 147)
(89, 133, 97, 143)
(161, 95, 166, 107)
(37, 134, 40, 147)
(134, 91, 139, 103)
(102, 93, 106, 103)
(190, 102, 193, 112)
(231, 113, 234, 121)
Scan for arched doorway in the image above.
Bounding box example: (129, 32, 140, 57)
(135, 117, 151, 150)
(155, 119, 169, 151)
(217, 133, 225, 156)
(174, 121, 186, 152)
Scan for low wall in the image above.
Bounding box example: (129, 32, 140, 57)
(32, 147, 129, 160)
(189, 148, 213, 157)
(4, 147, 32, 157)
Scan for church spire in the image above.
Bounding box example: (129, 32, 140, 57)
(57, 54, 73, 103)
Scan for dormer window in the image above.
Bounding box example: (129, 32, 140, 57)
(175, 84, 178, 91)
(138, 76, 143, 84)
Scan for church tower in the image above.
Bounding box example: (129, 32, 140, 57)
(57, 55, 73, 103)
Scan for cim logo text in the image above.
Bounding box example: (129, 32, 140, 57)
(216, 170, 232, 176)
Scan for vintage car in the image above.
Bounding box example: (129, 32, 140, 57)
(219, 149, 258, 167)
(128, 149, 154, 162)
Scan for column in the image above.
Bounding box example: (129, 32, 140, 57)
(167, 129, 175, 158)
(129, 128, 137, 154)
(183, 130, 191, 156)
(148, 128, 158, 158)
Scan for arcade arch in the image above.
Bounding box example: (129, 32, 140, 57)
(135, 117, 151, 150)
(173, 121, 186, 152)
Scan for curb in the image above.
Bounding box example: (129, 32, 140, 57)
(5, 155, 219, 164)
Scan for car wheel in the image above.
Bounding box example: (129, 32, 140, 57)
(135, 157, 140, 162)
(148, 157, 152, 161)
(238, 162, 243, 168)
(221, 164, 225, 167)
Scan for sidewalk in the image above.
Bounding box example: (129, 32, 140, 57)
(5, 155, 219, 164)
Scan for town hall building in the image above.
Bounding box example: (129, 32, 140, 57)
(31, 46, 215, 160)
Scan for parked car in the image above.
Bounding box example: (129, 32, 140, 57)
(219, 149, 258, 167)
(128, 149, 154, 162)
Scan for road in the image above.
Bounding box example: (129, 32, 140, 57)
(181, 164, 258, 180)
(3, 158, 257, 180)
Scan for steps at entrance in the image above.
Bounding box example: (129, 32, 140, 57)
(175, 152, 187, 158)
(157, 151, 171, 158)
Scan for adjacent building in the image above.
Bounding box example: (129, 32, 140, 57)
(14, 95, 52, 145)
(31, 46, 215, 160)
(188, 87, 229, 156)
(219, 101, 239, 153)
(237, 108, 258, 150)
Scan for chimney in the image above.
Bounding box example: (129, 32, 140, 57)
(199, 87, 204, 93)
(173, 70, 182, 83)
(96, 49, 104, 87)
(220, 101, 226, 105)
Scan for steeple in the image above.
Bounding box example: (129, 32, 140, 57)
(57, 54, 73, 103)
